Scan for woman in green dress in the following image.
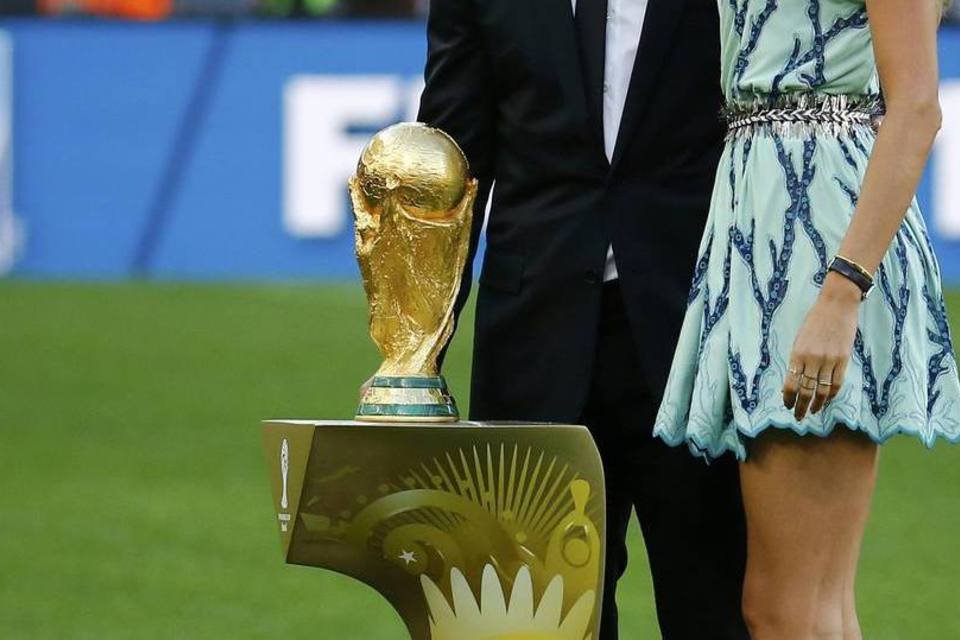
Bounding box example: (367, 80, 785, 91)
(654, 0, 959, 637)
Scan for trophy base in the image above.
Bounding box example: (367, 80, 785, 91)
(356, 375, 458, 423)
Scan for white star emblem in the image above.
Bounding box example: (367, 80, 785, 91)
(399, 550, 417, 565)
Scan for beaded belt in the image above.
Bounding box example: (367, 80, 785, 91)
(724, 94, 882, 139)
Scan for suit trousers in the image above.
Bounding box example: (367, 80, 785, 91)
(580, 281, 749, 640)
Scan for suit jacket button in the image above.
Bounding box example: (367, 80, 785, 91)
(584, 270, 602, 285)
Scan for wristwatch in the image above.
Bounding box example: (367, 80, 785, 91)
(828, 255, 875, 300)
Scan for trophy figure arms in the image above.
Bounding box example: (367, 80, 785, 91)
(350, 174, 477, 377)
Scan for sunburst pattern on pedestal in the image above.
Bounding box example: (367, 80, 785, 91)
(422, 565, 594, 640)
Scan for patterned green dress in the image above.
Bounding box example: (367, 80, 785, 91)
(654, 0, 960, 460)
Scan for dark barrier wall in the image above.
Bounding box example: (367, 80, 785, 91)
(1, 19, 959, 282)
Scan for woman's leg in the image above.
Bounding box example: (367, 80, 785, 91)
(739, 428, 879, 640)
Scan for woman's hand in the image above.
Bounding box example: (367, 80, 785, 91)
(783, 273, 862, 420)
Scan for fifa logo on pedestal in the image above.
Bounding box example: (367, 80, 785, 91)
(278, 438, 291, 533)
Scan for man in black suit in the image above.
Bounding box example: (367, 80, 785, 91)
(417, 1, 748, 638)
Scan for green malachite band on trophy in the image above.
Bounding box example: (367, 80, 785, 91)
(357, 375, 459, 421)
(356, 403, 459, 418)
(370, 376, 448, 389)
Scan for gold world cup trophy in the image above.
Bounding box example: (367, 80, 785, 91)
(262, 123, 607, 640)
(350, 123, 477, 422)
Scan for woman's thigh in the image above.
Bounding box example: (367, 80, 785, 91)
(739, 428, 879, 602)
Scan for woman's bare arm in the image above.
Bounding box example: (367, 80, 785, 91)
(784, 0, 943, 420)
(838, 0, 943, 273)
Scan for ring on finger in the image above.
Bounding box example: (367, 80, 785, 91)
(817, 379, 833, 388)
(800, 378, 818, 391)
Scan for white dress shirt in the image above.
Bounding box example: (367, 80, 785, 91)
(572, 0, 648, 282)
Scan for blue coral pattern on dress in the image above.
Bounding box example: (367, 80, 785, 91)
(769, 3, 868, 98)
(700, 235, 733, 359)
(728, 136, 823, 414)
(654, 0, 960, 460)
(901, 227, 958, 417)
(852, 235, 910, 419)
(732, 0, 778, 85)
(925, 289, 956, 416)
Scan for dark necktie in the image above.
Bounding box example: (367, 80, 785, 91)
(574, 0, 608, 137)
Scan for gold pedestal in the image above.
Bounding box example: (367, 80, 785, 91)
(263, 420, 606, 640)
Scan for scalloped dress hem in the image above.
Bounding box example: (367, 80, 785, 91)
(655, 418, 960, 463)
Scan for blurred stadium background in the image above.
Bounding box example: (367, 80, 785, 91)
(0, 3, 958, 639)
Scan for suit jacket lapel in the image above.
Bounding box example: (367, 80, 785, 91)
(536, 0, 609, 168)
(610, 0, 689, 170)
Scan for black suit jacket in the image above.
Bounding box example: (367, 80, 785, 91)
(418, 0, 725, 423)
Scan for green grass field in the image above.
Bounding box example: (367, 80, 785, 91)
(1, 282, 958, 639)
